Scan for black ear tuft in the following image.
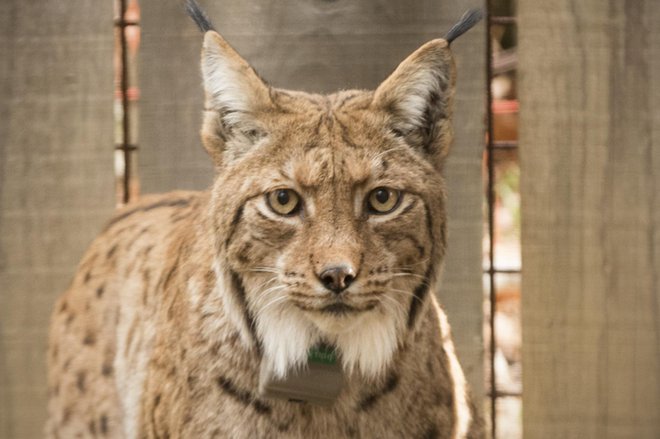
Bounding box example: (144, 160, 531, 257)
(184, 0, 216, 33)
(444, 9, 483, 44)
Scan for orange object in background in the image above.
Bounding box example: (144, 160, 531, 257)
(492, 99, 518, 142)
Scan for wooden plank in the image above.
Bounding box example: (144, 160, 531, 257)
(139, 0, 485, 406)
(519, 1, 660, 437)
(0, 2, 115, 436)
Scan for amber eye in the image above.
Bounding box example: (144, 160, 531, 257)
(267, 189, 301, 216)
(367, 187, 401, 214)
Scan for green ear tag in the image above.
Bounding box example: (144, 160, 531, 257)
(259, 344, 344, 406)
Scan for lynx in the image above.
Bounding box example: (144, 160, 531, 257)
(46, 2, 483, 437)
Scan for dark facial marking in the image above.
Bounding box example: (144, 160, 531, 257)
(229, 270, 261, 351)
(224, 204, 245, 249)
(407, 203, 436, 328)
(365, 279, 389, 287)
(96, 284, 105, 298)
(255, 210, 274, 223)
(335, 118, 359, 149)
(400, 198, 419, 216)
(249, 234, 280, 249)
(320, 303, 363, 315)
(313, 114, 325, 137)
(369, 265, 389, 275)
(336, 92, 361, 108)
(394, 233, 426, 258)
(406, 268, 432, 329)
(268, 88, 295, 114)
(234, 241, 253, 265)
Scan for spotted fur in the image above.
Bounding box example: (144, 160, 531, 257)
(46, 16, 483, 439)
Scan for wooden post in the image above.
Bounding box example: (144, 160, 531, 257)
(139, 0, 486, 406)
(519, 1, 660, 437)
(0, 2, 115, 436)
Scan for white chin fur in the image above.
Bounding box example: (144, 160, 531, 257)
(335, 309, 402, 378)
(257, 306, 320, 378)
(256, 302, 405, 380)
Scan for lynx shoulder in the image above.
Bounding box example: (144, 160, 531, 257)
(46, 3, 483, 438)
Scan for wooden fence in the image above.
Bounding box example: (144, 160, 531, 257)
(519, 1, 660, 437)
(0, 2, 115, 437)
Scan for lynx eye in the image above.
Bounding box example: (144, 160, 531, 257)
(367, 187, 401, 214)
(266, 189, 301, 216)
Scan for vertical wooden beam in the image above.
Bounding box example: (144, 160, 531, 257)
(0, 2, 115, 436)
(139, 0, 485, 406)
(519, 1, 660, 437)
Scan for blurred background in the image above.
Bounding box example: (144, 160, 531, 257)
(1, 1, 659, 438)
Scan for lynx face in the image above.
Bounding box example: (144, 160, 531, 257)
(201, 32, 455, 379)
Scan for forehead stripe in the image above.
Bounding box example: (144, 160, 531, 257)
(336, 119, 359, 149)
(224, 204, 245, 249)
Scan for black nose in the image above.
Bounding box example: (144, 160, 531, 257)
(319, 265, 356, 294)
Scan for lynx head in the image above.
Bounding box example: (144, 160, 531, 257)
(190, 5, 476, 380)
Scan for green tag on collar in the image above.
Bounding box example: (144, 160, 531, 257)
(307, 345, 337, 365)
(259, 344, 344, 406)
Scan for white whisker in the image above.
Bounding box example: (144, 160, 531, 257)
(252, 285, 288, 307)
(390, 272, 427, 281)
(393, 258, 430, 269)
(251, 276, 279, 292)
(377, 293, 406, 315)
(257, 291, 292, 314)
(248, 267, 281, 275)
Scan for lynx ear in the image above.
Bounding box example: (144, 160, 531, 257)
(372, 39, 456, 166)
(201, 31, 272, 165)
